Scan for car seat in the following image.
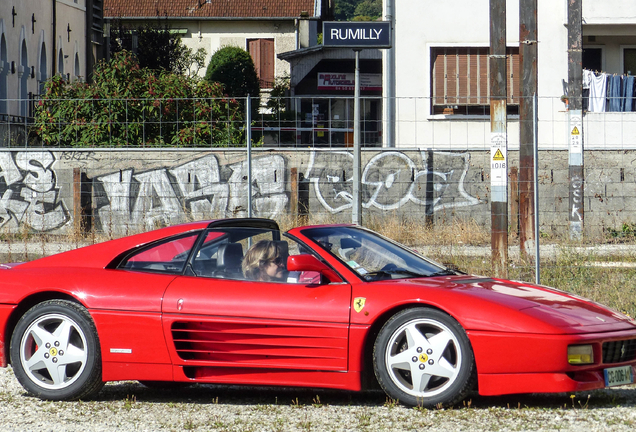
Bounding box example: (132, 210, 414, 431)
(213, 243, 244, 278)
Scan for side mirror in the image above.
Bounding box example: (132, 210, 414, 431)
(287, 255, 342, 283)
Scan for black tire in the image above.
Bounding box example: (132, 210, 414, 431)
(10, 300, 104, 400)
(373, 308, 476, 408)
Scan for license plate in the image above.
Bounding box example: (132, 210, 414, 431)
(604, 366, 634, 387)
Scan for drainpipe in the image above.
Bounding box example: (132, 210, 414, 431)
(295, 19, 299, 50)
(384, 0, 395, 148)
(52, 0, 56, 75)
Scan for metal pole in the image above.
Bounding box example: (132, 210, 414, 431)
(352, 49, 362, 225)
(490, 0, 508, 278)
(568, 0, 584, 239)
(533, 93, 540, 284)
(519, 0, 537, 257)
(246, 95, 253, 218)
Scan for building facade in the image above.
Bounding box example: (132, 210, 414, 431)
(0, 0, 103, 145)
(103, 0, 331, 89)
(389, 0, 636, 150)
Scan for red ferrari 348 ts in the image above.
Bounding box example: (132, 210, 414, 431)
(1, 218, 635, 407)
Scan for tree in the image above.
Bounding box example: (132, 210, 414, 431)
(354, 0, 382, 20)
(333, 0, 381, 21)
(109, 21, 206, 77)
(204, 46, 260, 99)
(334, 0, 357, 20)
(34, 51, 244, 147)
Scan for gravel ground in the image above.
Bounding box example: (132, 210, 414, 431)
(1, 367, 636, 432)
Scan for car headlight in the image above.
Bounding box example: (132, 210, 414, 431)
(568, 345, 594, 365)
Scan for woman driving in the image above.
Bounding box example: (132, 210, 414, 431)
(242, 240, 287, 281)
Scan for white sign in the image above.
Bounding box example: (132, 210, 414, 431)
(317, 73, 382, 91)
(490, 132, 507, 187)
(570, 114, 582, 154)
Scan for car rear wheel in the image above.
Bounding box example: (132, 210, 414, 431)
(373, 308, 475, 408)
(10, 300, 103, 400)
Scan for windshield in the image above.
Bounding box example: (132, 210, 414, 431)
(300, 226, 450, 281)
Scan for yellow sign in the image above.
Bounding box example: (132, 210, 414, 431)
(353, 297, 366, 313)
(571, 126, 580, 135)
(493, 149, 505, 161)
(419, 353, 429, 363)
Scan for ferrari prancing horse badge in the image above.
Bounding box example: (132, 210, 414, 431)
(353, 297, 366, 313)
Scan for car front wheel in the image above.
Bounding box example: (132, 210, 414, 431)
(10, 300, 103, 400)
(373, 308, 475, 408)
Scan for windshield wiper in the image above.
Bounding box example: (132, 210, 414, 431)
(384, 269, 426, 278)
(426, 269, 459, 277)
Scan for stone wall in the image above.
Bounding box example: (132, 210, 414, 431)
(0, 149, 633, 238)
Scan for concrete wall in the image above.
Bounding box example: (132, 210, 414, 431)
(0, 148, 634, 239)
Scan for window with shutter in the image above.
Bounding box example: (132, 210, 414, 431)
(432, 47, 520, 115)
(248, 39, 275, 89)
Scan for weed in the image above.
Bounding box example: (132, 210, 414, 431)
(298, 412, 312, 431)
(356, 411, 372, 427)
(123, 394, 136, 411)
(384, 397, 399, 409)
(570, 394, 591, 409)
(312, 395, 323, 408)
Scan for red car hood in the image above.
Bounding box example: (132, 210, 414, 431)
(437, 275, 634, 330)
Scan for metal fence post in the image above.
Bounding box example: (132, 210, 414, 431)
(247, 95, 253, 218)
(352, 49, 362, 225)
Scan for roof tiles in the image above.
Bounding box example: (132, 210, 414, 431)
(104, 0, 318, 19)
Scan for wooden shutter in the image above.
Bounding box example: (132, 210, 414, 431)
(432, 47, 519, 106)
(248, 39, 275, 89)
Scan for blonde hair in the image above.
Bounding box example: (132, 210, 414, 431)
(242, 240, 284, 281)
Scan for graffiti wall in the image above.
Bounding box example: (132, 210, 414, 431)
(0, 149, 492, 235)
(3, 148, 626, 237)
(0, 152, 68, 231)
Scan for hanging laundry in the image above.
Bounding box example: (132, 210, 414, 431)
(622, 75, 634, 112)
(582, 70, 594, 89)
(589, 72, 607, 112)
(582, 70, 594, 110)
(607, 75, 622, 112)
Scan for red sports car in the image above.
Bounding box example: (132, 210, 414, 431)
(1, 218, 635, 407)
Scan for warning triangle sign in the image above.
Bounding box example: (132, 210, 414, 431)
(571, 126, 580, 135)
(493, 149, 505, 161)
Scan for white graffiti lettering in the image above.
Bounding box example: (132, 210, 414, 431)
(305, 150, 481, 214)
(0, 151, 68, 231)
(95, 154, 288, 235)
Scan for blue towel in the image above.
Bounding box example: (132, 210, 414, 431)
(623, 75, 635, 112)
(608, 75, 622, 112)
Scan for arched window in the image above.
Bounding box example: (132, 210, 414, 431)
(20, 39, 28, 117)
(39, 43, 47, 95)
(58, 49, 64, 77)
(74, 53, 80, 80)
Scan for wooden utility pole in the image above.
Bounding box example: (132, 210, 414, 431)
(490, 0, 508, 277)
(519, 0, 537, 256)
(568, 0, 584, 239)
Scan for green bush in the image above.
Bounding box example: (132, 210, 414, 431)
(204, 46, 260, 99)
(34, 51, 244, 147)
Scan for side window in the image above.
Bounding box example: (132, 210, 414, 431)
(189, 227, 321, 284)
(191, 228, 275, 280)
(119, 232, 200, 274)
